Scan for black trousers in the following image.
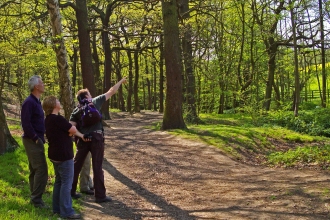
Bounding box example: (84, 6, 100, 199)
(71, 132, 106, 199)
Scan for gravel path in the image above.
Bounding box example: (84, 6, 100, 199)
(80, 111, 330, 220)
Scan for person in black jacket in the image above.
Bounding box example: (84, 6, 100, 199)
(43, 96, 88, 219)
(69, 78, 126, 203)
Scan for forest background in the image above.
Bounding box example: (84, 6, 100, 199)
(0, 0, 330, 154)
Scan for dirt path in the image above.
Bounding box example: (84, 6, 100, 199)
(80, 111, 330, 220)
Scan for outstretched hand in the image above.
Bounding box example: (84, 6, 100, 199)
(121, 77, 127, 84)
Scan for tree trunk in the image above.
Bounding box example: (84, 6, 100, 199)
(133, 51, 141, 113)
(263, 41, 277, 111)
(101, 30, 112, 119)
(127, 51, 133, 113)
(161, 0, 186, 129)
(0, 101, 19, 154)
(218, 93, 225, 114)
(121, 22, 133, 113)
(133, 20, 146, 113)
(319, 0, 326, 107)
(70, 46, 78, 97)
(114, 50, 125, 111)
(290, 3, 300, 116)
(153, 61, 157, 111)
(91, 31, 102, 95)
(47, 0, 74, 119)
(179, 0, 198, 123)
(251, 0, 284, 111)
(147, 78, 152, 110)
(0, 65, 19, 154)
(159, 35, 164, 113)
(75, 0, 96, 96)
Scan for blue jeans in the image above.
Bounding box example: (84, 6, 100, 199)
(52, 159, 75, 218)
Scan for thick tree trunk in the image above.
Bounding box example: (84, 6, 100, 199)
(47, 0, 74, 119)
(75, 0, 96, 96)
(161, 0, 186, 129)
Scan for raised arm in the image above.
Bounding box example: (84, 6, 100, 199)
(104, 78, 126, 101)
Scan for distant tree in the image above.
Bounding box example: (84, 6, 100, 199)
(161, 0, 186, 129)
(319, 0, 326, 107)
(289, 1, 300, 117)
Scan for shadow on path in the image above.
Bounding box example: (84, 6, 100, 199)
(103, 158, 196, 220)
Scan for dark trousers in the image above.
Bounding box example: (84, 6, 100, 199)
(71, 133, 106, 199)
(22, 138, 48, 204)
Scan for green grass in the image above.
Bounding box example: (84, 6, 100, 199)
(153, 112, 330, 167)
(0, 132, 81, 219)
(268, 145, 330, 167)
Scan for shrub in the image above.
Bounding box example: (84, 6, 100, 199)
(259, 108, 330, 137)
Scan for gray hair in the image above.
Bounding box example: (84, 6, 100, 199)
(28, 75, 42, 92)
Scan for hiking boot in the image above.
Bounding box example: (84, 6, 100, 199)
(65, 213, 81, 219)
(71, 193, 82, 199)
(30, 200, 48, 209)
(81, 189, 94, 195)
(95, 196, 112, 203)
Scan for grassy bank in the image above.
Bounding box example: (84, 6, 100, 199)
(0, 125, 81, 219)
(154, 112, 330, 168)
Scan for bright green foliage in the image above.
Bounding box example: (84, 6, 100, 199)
(268, 145, 330, 167)
(261, 108, 330, 137)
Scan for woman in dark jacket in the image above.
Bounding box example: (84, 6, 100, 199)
(42, 96, 87, 219)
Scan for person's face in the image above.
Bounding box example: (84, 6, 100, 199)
(36, 79, 45, 93)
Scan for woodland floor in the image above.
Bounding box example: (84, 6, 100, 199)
(5, 106, 330, 219)
(79, 111, 330, 220)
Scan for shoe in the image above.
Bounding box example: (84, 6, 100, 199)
(30, 200, 48, 209)
(81, 189, 94, 195)
(71, 193, 82, 199)
(65, 213, 81, 219)
(95, 196, 112, 203)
